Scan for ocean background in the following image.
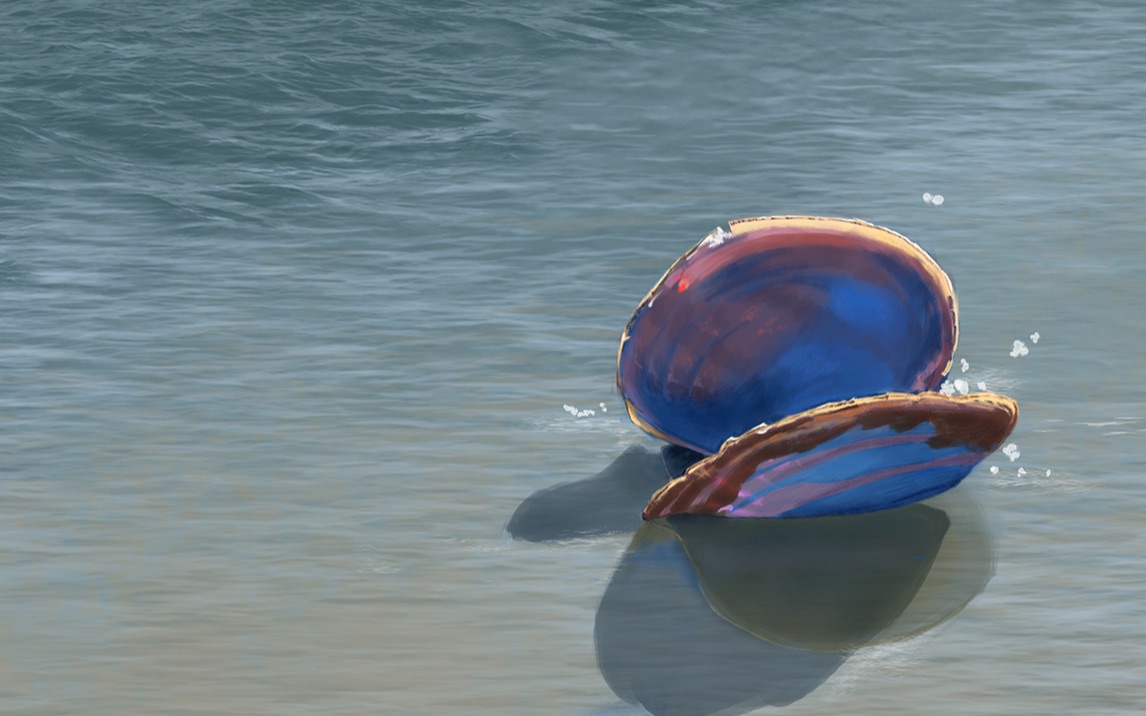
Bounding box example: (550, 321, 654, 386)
(2, 0, 1144, 714)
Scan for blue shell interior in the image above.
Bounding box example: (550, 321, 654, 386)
(618, 219, 957, 455)
(641, 392, 1018, 520)
(721, 421, 988, 518)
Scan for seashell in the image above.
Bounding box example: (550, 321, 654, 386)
(617, 216, 958, 455)
(642, 392, 1018, 520)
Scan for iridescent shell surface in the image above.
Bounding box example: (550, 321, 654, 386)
(643, 392, 1018, 519)
(617, 216, 959, 455)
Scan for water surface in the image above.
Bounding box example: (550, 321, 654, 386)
(2, 1, 1144, 713)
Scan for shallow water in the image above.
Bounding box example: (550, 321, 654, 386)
(2, 0, 1145, 713)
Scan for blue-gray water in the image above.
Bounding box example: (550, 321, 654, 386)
(2, 1, 1144, 713)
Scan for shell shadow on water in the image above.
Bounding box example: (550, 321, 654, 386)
(505, 445, 705, 542)
(594, 488, 994, 716)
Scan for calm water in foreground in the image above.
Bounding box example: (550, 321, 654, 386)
(2, 1, 1144, 713)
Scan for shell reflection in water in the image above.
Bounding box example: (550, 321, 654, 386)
(661, 486, 994, 650)
(643, 392, 1018, 520)
(617, 216, 959, 455)
(595, 488, 993, 714)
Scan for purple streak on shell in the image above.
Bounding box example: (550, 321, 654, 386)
(642, 392, 1018, 520)
(718, 452, 983, 517)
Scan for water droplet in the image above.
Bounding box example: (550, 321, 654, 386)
(977, 381, 987, 391)
(990, 466, 999, 474)
(1010, 340, 1029, 358)
(931, 194, 945, 206)
(960, 358, 970, 373)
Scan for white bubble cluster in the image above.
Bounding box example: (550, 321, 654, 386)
(1030, 331, 1040, 344)
(1017, 467, 1027, 477)
(922, 193, 945, 206)
(563, 404, 596, 418)
(960, 358, 969, 373)
(953, 379, 969, 394)
(1002, 443, 1020, 462)
(702, 226, 730, 248)
(977, 381, 987, 391)
(599, 402, 608, 413)
(1010, 340, 1029, 358)
(939, 380, 956, 396)
(990, 466, 999, 474)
